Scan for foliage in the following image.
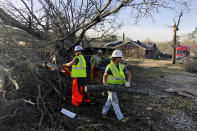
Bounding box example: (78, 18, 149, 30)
(143, 37, 153, 44)
(100, 35, 117, 42)
(156, 41, 172, 55)
(183, 58, 197, 73)
(187, 27, 197, 41)
(180, 27, 197, 44)
(191, 45, 197, 58)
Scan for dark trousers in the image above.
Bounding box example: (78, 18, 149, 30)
(76, 78, 89, 100)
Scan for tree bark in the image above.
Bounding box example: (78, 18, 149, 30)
(86, 85, 149, 96)
(171, 12, 183, 64)
(172, 26, 177, 64)
(0, 7, 43, 39)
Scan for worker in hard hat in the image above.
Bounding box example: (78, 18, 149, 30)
(102, 49, 132, 123)
(64, 45, 90, 106)
(90, 50, 102, 84)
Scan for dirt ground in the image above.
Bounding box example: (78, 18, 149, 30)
(124, 58, 197, 130)
(74, 59, 197, 131)
(53, 58, 197, 131)
(1, 58, 197, 130)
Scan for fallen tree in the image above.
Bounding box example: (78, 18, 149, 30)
(0, 0, 191, 130)
(86, 85, 149, 96)
(45, 62, 148, 95)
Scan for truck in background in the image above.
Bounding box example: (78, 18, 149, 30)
(176, 45, 190, 61)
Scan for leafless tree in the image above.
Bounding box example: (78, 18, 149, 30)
(0, 0, 190, 66)
(164, 1, 190, 64)
(0, 0, 190, 44)
(171, 12, 183, 64)
(0, 0, 191, 129)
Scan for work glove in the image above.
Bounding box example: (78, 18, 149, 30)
(125, 82, 130, 87)
(60, 69, 65, 73)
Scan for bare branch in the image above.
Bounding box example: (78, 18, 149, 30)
(176, 12, 183, 28)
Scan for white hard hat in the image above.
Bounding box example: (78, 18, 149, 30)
(74, 45, 83, 51)
(112, 50, 123, 57)
(98, 50, 102, 54)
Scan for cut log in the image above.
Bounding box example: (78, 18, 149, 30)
(45, 63, 149, 96)
(86, 85, 149, 96)
(46, 62, 59, 71)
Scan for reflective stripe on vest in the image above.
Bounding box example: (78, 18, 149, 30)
(107, 62, 125, 84)
(71, 55, 86, 78)
(92, 55, 101, 65)
(93, 55, 95, 65)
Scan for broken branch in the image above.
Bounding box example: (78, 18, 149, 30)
(86, 85, 149, 96)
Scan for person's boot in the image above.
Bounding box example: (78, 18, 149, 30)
(102, 114, 107, 119)
(121, 117, 130, 123)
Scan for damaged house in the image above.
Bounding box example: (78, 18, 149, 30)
(84, 40, 158, 58)
(115, 40, 158, 58)
(84, 40, 122, 56)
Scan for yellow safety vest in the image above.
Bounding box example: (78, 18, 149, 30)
(106, 61, 126, 84)
(92, 55, 101, 65)
(71, 55, 87, 78)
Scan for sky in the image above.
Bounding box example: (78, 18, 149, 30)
(1, 0, 196, 43)
(115, 0, 197, 42)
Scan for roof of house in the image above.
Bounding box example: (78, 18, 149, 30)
(85, 41, 108, 48)
(104, 41, 123, 47)
(112, 42, 128, 49)
(112, 40, 157, 50)
(131, 40, 149, 49)
(85, 40, 123, 49)
(85, 40, 156, 50)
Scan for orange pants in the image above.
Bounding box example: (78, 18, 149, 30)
(72, 78, 90, 106)
(90, 65, 100, 83)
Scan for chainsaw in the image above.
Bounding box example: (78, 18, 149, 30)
(46, 62, 71, 77)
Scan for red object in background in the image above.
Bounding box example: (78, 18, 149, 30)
(176, 45, 189, 51)
(176, 45, 190, 57)
(60, 65, 71, 76)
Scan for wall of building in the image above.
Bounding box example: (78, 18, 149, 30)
(116, 44, 146, 58)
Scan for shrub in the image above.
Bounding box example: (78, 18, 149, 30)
(183, 58, 197, 72)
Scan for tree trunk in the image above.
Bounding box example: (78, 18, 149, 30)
(171, 12, 182, 64)
(86, 85, 149, 96)
(172, 27, 177, 64)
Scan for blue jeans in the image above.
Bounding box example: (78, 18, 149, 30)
(102, 91, 123, 120)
